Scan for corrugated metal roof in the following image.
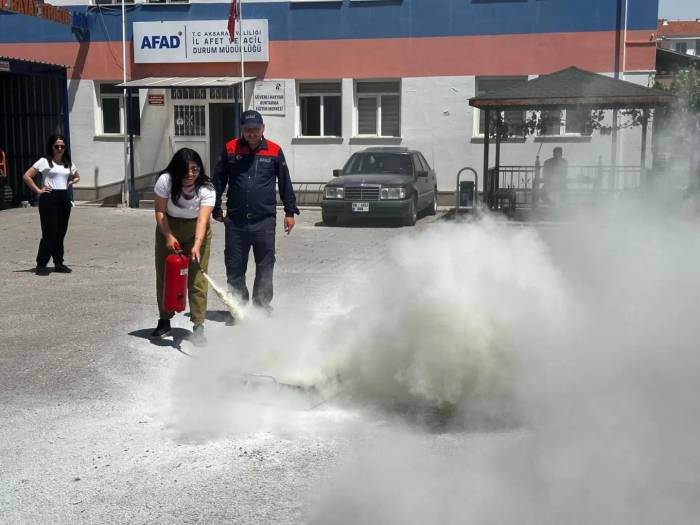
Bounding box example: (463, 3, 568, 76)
(469, 67, 675, 110)
(117, 76, 255, 89)
(0, 55, 69, 69)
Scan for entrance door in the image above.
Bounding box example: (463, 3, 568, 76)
(208, 102, 239, 176)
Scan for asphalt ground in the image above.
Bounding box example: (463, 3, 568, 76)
(0, 206, 446, 524)
(3, 204, 700, 524)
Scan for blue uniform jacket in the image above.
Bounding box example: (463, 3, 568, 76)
(213, 137, 299, 220)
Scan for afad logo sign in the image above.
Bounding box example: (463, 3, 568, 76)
(140, 32, 181, 49)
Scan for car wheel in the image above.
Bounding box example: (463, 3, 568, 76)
(322, 213, 337, 226)
(403, 197, 417, 226)
(427, 188, 438, 215)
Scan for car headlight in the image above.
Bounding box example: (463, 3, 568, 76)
(324, 186, 344, 199)
(380, 186, 407, 200)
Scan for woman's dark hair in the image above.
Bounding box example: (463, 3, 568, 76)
(161, 148, 212, 206)
(45, 134, 72, 169)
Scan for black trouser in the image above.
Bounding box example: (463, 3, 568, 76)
(36, 190, 71, 267)
(224, 215, 276, 307)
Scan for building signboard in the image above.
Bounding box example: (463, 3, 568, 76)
(253, 80, 285, 115)
(133, 20, 268, 64)
(148, 94, 165, 105)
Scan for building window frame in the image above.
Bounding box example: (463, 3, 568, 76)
(536, 108, 592, 137)
(296, 81, 342, 138)
(473, 76, 528, 138)
(354, 80, 401, 138)
(95, 82, 140, 137)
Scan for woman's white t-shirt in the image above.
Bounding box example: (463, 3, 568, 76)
(154, 172, 216, 219)
(32, 158, 77, 190)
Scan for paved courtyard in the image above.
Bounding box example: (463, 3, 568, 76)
(2, 204, 700, 524)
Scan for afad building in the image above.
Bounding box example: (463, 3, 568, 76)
(0, 0, 659, 204)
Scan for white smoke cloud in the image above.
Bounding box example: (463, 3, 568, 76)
(310, 208, 700, 524)
(166, 204, 700, 523)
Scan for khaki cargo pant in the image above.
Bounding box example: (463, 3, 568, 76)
(155, 216, 211, 325)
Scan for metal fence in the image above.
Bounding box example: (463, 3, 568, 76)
(488, 160, 644, 210)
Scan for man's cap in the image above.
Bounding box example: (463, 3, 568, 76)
(240, 110, 264, 128)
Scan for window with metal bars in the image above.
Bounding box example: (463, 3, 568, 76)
(355, 80, 400, 137)
(171, 87, 206, 100)
(174, 105, 206, 136)
(209, 86, 235, 100)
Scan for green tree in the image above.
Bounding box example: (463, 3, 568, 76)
(655, 65, 700, 189)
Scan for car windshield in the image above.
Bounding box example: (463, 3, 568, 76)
(342, 153, 413, 176)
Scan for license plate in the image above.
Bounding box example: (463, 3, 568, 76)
(352, 202, 370, 212)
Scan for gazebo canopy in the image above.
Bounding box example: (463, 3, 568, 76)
(469, 67, 675, 110)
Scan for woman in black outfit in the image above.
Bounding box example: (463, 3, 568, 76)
(23, 134, 80, 275)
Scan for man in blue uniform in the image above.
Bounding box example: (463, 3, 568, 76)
(213, 110, 299, 314)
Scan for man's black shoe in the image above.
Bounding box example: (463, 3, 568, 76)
(35, 266, 50, 276)
(149, 319, 171, 339)
(189, 324, 207, 346)
(54, 264, 72, 273)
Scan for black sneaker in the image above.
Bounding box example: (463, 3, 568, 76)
(149, 319, 171, 339)
(35, 266, 50, 276)
(189, 324, 207, 346)
(54, 264, 72, 273)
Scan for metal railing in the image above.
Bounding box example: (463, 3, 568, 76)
(487, 158, 644, 210)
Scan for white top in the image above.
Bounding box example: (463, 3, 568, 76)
(154, 172, 216, 219)
(32, 157, 78, 190)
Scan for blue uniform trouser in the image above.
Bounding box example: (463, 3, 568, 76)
(224, 215, 276, 307)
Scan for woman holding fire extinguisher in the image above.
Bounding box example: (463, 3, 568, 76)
(150, 148, 215, 346)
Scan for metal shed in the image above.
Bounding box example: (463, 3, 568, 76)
(0, 56, 69, 207)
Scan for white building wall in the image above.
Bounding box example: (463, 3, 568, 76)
(68, 72, 649, 198)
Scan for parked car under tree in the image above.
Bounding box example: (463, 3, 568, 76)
(320, 147, 438, 226)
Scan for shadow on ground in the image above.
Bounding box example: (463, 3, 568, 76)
(128, 328, 192, 355)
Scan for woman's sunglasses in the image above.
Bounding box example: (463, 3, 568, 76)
(53, 145, 65, 150)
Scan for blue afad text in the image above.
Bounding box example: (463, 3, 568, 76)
(141, 35, 181, 49)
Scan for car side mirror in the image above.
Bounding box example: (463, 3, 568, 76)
(332, 169, 342, 177)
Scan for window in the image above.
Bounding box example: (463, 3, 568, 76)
(474, 77, 527, 136)
(171, 87, 206, 100)
(174, 105, 206, 136)
(537, 108, 590, 136)
(93, 0, 134, 5)
(97, 83, 140, 135)
(564, 107, 590, 135)
(418, 153, 432, 171)
(209, 86, 235, 100)
(675, 42, 688, 54)
(298, 81, 342, 137)
(355, 80, 401, 137)
(540, 110, 562, 136)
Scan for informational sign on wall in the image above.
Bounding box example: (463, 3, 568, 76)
(253, 80, 285, 116)
(148, 94, 165, 105)
(133, 20, 269, 64)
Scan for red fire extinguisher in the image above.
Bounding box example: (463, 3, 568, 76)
(163, 245, 189, 313)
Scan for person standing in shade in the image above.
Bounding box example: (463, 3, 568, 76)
(542, 146, 569, 205)
(150, 148, 215, 346)
(213, 110, 299, 317)
(22, 134, 80, 276)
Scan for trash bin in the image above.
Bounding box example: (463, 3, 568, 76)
(459, 180, 474, 209)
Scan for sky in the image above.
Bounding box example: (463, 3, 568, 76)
(658, 0, 699, 19)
